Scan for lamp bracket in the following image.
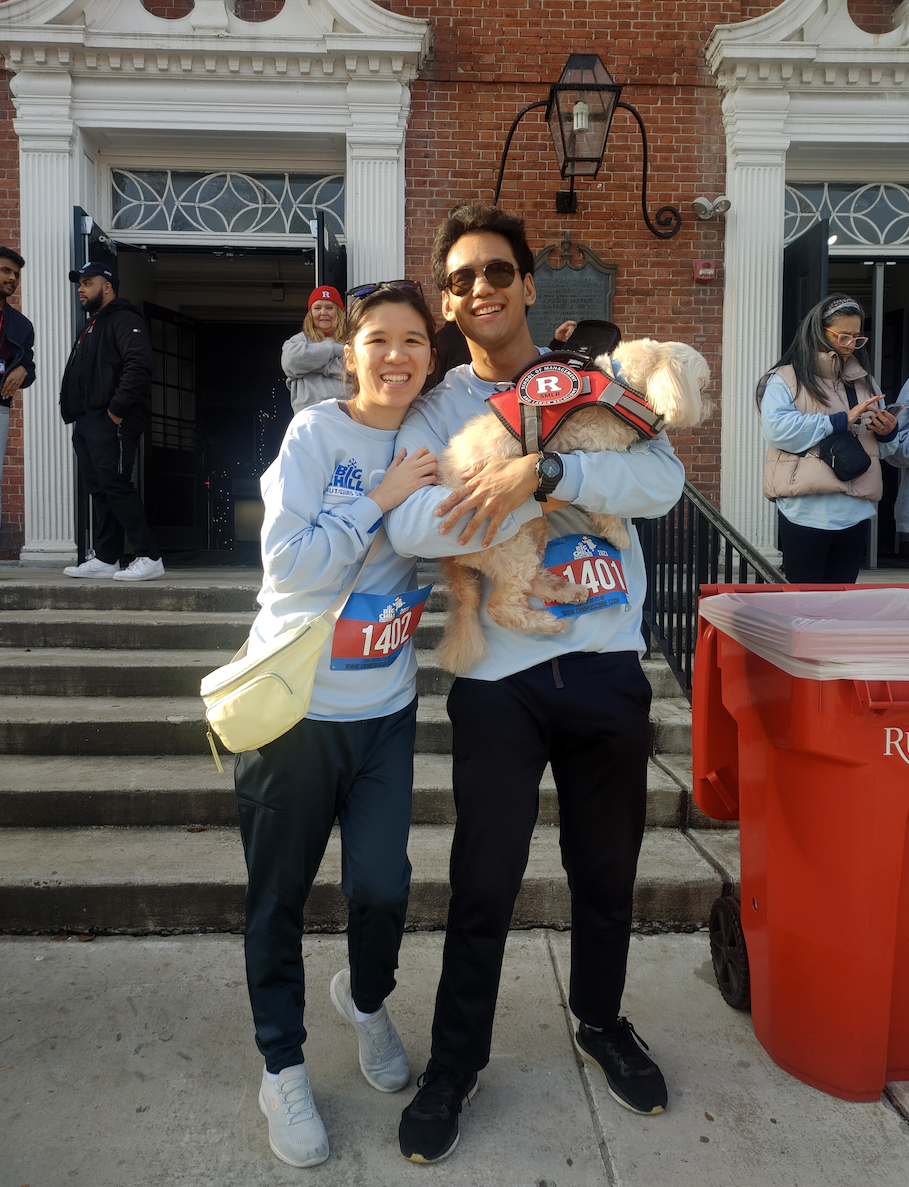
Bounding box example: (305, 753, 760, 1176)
(492, 99, 549, 207)
(615, 101, 682, 239)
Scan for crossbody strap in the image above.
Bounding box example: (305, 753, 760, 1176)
(320, 525, 387, 627)
(229, 525, 387, 664)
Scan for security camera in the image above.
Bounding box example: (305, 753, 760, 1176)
(713, 195, 731, 215)
(692, 197, 714, 220)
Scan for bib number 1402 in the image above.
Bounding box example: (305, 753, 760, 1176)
(360, 611, 413, 657)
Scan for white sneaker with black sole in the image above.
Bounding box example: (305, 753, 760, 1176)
(112, 556, 165, 582)
(258, 1064, 329, 1168)
(63, 551, 119, 578)
(330, 968, 410, 1092)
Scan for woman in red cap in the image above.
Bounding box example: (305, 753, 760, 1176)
(282, 286, 347, 415)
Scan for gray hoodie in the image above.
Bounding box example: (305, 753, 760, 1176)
(282, 331, 346, 414)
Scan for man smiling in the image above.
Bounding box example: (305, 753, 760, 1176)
(386, 205, 685, 1162)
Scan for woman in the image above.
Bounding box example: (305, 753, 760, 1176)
(282, 285, 347, 414)
(759, 293, 901, 582)
(237, 281, 438, 1168)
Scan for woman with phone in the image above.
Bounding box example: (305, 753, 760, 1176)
(758, 293, 901, 582)
(237, 282, 438, 1169)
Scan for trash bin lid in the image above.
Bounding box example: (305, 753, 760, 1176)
(699, 588, 909, 680)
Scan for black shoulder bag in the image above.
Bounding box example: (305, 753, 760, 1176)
(814, 380, 871, 483)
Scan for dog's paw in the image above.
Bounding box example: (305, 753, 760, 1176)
(529, 571, 589, 605)
(605, 526, 631, 551)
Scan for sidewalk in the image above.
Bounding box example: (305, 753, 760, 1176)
(3, 931, 908, 1187)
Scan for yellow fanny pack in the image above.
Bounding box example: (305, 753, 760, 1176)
(200, 528, 386, 766)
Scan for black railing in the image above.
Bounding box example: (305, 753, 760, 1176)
(638, 482, 784, 698)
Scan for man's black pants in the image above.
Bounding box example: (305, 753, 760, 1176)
(72, 409, 160, 562)
(430, 650, 652, 1073)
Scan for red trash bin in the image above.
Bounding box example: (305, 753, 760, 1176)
(692, 584, 909, 1101)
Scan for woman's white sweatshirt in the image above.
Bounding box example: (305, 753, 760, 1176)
(249, 400, 425, 721)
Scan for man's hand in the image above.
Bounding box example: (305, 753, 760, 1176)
(108, 410, 123, 426)
(435, 454, 539, 547)
(552, 321, 577, 343)
(0, 365, 27, 400)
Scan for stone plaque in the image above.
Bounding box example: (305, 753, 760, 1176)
(526, 238, 616, 346)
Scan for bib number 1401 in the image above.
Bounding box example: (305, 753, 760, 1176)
(558, 555, 627, 597)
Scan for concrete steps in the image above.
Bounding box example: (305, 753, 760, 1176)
(0, 569, 736, 934)
(0, 825, 724, 934)
(0, 753, 689, 829)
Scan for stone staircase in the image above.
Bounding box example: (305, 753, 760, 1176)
(0, 570, 739, 934)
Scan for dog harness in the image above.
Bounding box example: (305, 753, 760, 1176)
(486, 351, 665, 456)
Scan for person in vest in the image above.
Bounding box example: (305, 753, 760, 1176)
(238, 282, 438, 1169)
(760, 293, 901, 582)
(282, 285, 347, 415)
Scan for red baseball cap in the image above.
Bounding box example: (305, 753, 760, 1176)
(308, 286, 344, 311)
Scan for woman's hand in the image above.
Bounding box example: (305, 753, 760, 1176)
(552, 320, 577, 343)
(868, 406, 899, 437)
(369, 447, 437, 513)
(846, 394, 884, 427)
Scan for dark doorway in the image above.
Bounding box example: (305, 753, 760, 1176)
(196, 321, 295, 562)
(828, 257, 909, 563)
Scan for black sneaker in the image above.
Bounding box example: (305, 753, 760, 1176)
(575, 1018, 667, 1115)
(398, 1059, 479, 1163)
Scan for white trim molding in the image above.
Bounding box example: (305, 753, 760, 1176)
(708, 0, 909, 552)
(0, 0, 430, 563)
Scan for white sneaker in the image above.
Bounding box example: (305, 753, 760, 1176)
(258, 1065, 329, 1168)
(63, 551, 119, 579)
(330, 967, 410, 1092)
(112, 556, 165, 582)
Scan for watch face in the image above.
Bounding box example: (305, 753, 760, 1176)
(540, 457, 561, 479)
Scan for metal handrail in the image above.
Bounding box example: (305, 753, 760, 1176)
(638, 482, 784, 698)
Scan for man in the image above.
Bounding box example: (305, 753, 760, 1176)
(0, 247, 35, 533)
(60, 263, 164, 581)
(385, 205, 685, 1163)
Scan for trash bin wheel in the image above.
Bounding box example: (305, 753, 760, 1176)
(709, 896, 751, 1011)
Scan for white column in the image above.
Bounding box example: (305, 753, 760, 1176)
(11, 70, 78, 566)
(345, 81, 409, 286)
(720, 89, 790, 553)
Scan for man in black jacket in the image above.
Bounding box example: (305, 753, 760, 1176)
(61, 263, 164, 581)
(0, 246, 35, 535)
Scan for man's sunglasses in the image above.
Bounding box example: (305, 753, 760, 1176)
(346, 279, 424, 301)
(444, 260, 518, 297)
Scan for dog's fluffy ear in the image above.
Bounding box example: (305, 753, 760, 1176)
(637, 343, 711, 428)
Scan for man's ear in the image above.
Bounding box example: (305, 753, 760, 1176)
(440, 291, 458, 323)
(523, 271, 536, 309)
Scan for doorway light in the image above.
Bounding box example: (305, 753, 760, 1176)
(827, 234, 837, 245)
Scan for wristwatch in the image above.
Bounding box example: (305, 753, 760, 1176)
(534, 452, 564, 502)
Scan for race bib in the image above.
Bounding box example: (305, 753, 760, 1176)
(331, 584, 433, 670)
(542, 535, 628, 618)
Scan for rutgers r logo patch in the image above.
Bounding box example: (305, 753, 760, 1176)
(517, 363, 581, 407)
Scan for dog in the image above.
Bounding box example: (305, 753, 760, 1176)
(435, 339, 711, 674)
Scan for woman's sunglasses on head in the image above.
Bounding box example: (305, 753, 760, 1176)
(444, 260, 518, 297)
(346, 280, 424, 302)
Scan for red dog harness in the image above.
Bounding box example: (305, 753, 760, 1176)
(486, 351, 665, 456)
